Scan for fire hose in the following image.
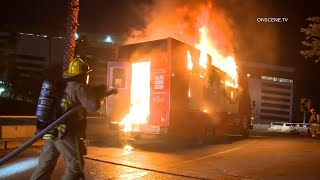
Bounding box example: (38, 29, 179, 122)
(0, 105, 82, 166)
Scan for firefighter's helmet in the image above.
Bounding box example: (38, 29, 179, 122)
(63, 58, 92, 78)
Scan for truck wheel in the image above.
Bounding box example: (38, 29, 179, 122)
(242, 116, 249, 137)
(112, 130, 130, 147)
(203, 126, 215, 144)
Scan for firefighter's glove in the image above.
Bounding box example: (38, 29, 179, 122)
(105, 88, 117, 97)
(110, 88, 118, 95)
(92, 84, 107, 100)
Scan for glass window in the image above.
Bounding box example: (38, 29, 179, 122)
(112, 68, 126, 88)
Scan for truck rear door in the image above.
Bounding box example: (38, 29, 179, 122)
(106, 62, 131, 124)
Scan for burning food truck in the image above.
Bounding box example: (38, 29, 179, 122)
(106, 37, 252, 144)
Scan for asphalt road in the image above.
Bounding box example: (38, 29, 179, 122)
(1, 134, 320, 180)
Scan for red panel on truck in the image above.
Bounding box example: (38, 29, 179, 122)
(149, 57, 171, 126)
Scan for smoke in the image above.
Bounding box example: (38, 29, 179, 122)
(125, 0, 235, 57)
(215, 0, 280, 64)
(125, 0, 280, 64)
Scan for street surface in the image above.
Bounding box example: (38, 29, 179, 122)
(1, 134, 320, 180)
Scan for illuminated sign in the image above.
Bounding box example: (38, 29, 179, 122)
(261, 76, 293, 84)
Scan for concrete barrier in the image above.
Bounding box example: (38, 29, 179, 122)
(0, 125, 36, 139)
(0, 138, 44, 150)
(0, 125, 44, 149)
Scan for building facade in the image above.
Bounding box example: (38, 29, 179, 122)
(0, 31, 116, 100)
(239, 61, 295, 124)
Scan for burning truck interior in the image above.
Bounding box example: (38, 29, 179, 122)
(106, 37, 252, 144)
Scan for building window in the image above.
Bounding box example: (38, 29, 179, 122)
(112, 68, 126, 88)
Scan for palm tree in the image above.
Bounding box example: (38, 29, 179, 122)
(63, 0, 80, 70)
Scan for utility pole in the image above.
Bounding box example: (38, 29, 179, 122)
(63, 0, 79, 70)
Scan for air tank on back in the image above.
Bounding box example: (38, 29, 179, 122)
(36, 80, 57, 124)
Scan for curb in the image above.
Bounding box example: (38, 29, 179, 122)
(0, 139, 44, 150)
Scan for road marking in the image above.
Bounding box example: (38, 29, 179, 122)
(119, 171, 148, 179)
(250, 135, 268, 138)
(168, 140, 257, 167)
(85, 156, 210, 180)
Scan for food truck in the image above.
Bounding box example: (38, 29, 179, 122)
(106, 37, 252, 144)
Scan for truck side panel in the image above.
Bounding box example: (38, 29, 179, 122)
(168, 38, 209, 138)
(149, 56, 171, 127)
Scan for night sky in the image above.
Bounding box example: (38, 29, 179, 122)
(1, 0, 320, 108)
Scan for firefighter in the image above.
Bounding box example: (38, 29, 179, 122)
(31, 58, 118, 180)
(309, 108, 320, 137)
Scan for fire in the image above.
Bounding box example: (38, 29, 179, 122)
(119, 62, 151, 132)
(119, 1, 239, 133)
(196, 27, 209, 69)
(187, 50, 193, 70)
(194, 26, 238, 88)
(124, 145, 134, 151)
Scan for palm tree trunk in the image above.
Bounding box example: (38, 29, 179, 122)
(63, 0, 79, 70)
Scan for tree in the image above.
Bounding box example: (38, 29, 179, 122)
(300, 17, 320, 63)
(63, 0, 80, 70)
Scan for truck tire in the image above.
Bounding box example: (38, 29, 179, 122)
(242, 115, 250, 137)
(203, 125, 215, 144)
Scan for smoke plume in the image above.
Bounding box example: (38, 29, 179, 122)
(125, 0, 279, 64)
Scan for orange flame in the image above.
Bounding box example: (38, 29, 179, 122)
(124, 145, 134, 151)
(119, 62, 151, 132)
(187, 50, 193, 70)
(195, 26, 238, 88)
(119, 1, 239, 133)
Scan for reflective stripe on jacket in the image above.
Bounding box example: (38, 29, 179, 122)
(43, 80, 101, 140)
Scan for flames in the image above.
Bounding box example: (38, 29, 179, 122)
(118, 2, 239, 149)
(187, 50, 193, 70)
(191, 26, 238, 88)
(124, 145, 134, 151)
(119, 62, 151, 132)
(196, 27, 209, 69)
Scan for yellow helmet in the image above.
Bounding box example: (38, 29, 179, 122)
(63, 58, 92, 78)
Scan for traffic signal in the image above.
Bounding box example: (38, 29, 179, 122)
(300, 98, 311, 112)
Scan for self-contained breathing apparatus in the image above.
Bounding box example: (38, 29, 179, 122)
(35, 58, 118, 137)
(0, 58, 119, 166)
(35, 79, 65, 137)
(35, 58, 90, 137)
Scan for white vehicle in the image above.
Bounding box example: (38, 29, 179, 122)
(268, 122, 309, 134)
